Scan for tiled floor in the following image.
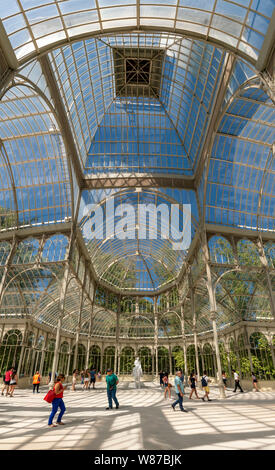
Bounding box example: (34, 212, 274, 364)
(1, 381, 275, 450)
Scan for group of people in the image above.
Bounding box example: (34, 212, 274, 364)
(47, 368, 119, 427)
(71, 367, 101, 391)
(1, 363, 261, 427)
(1, 366, 18, 397)
(160, 369, 212, 410)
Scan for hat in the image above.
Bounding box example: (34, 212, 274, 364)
(107, 368, 112, 372)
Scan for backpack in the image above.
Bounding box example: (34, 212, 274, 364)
(201, 376, 207, 387)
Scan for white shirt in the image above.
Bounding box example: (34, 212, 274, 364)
(234, 372, 239, 380)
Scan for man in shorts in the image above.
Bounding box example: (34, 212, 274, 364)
(201, 370, 212, 402)
(89, 367, 96, 389)
(1, 366, 14, 396)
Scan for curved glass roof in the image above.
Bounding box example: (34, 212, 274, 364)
(1, 0, 274, 63)
(79, 187, 197, 291)
(0, 1, 274, 337)
(0, 80, 72, 229)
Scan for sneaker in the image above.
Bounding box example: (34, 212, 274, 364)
(180, 409, 188, 412)
(171, 405, 175, 411)
(201, 397, 205, 401)
(106, 407, 112, 410)
(57, 422, 65, 425)
(116, 406, 119, 409)
(207, 399, 212, 402)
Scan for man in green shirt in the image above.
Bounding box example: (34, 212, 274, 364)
(171, 370, 188, 412)
(106, 369, 119, 410)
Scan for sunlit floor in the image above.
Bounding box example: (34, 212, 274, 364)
(1, 381, 275, 450)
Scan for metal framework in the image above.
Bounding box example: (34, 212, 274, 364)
(0, 1, 274, 395)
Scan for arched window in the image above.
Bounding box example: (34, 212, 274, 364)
(250, 332, 274, 381)
(0, 242, 11, 265)
(158, 346, 169, 373)
(120, 347, 135, 375)
(264, 241, 275, 268)
(70, 344, 86, 373)
(88, 345, 101, 372)
(42, 235, 69, 262)
(12, 239, 39, 264)
(42, 339, 56, 376)
(187, 345, 196, 375)
(208, 236, 235, 264)
(138, 347, 152, 374)
(159, 312, 181, 338)
(229, 338, 238, 372)
(219, 342, 229, 375)
(58, 342, 70, 375)
(237, 334, 250, 378)
(0, 330, 22, 375)
(103, 346, 115, 373)
(172, 346, 184, 375)
(237, 240, 261, 266)
(202, 344, 215, 377)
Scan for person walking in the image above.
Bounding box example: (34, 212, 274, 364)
(163, 372, 172, 400)
(159, 370, 164, 387)
(48, 374, 67, 428)
(8, 369, 18, 397)
(89, 366, 96, 389)
(222, 371, 227, 390)
(72, 369, 78, 391)
(33, 371, 41, 393)
(232, 369, 244, 393)
(252, 372, 259, 392)
(1, 366, 13, 396)
(188, 371, 200, 399)
(83, 369, 90, 390)
(105, 368, 119, 410)
(171, 370, 188, 412)
(47, 371, 57, 385)
(201, 371, 212, 402)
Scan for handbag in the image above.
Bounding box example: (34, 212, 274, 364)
(43, 389, 55, 403)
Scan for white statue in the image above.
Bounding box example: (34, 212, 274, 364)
(132, 357, 143, 389)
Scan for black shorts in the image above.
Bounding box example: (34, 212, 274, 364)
(90, 378, 96, 383)
(4, 380, 10, 385)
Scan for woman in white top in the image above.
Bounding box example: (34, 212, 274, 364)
(72, 369, 78, 391)
(83, 369, 90, 390)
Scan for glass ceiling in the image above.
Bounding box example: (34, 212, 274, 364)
(1, 0, 274, 63)
(49, 33, 225, 174)
(0, 1, 274, 335)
